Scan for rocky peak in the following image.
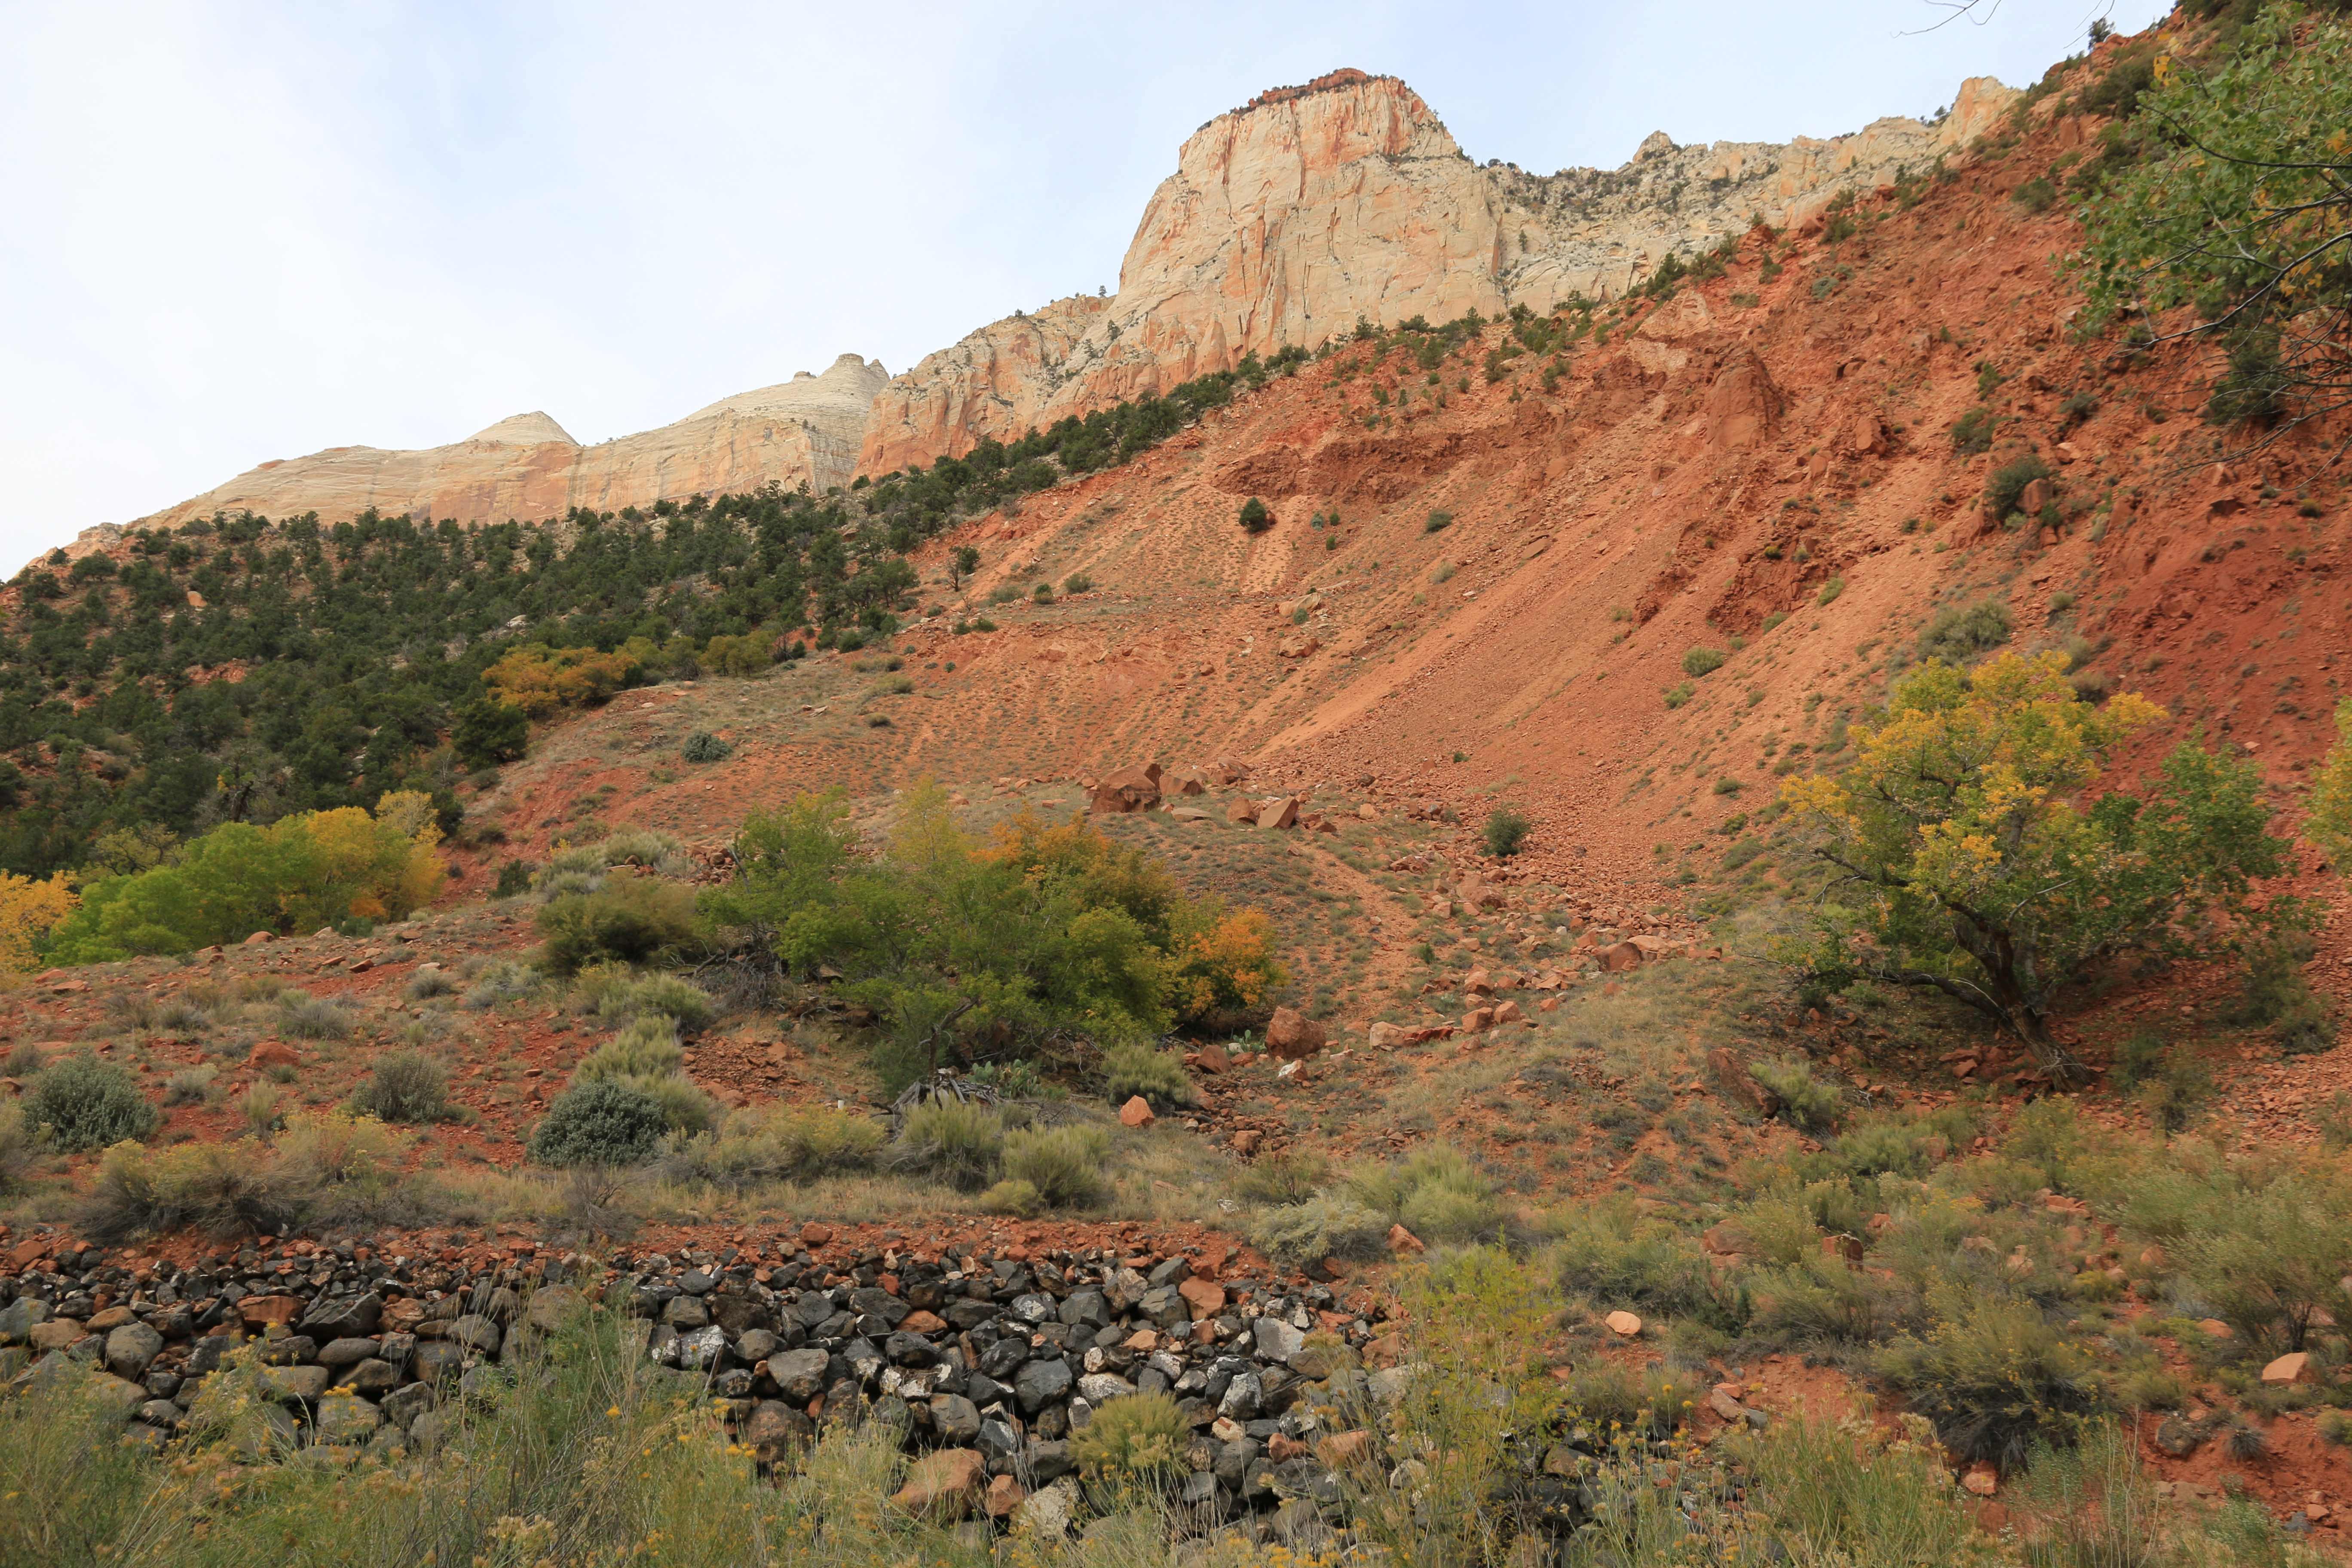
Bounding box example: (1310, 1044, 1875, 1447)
(858, 70, 2017, 476)
(466, 411, 577, 447)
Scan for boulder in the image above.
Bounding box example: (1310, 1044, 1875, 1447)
(767, 1348, 832, 1403)
(1265, 1007, 1326, 1060)
(1599, 941, 1644, 973)
(1089, 764, 1163, 815)
(1366, 1021, 1406, 1050)
(314, 1393, 384, 1444)
(1603, 1311, 1643, 1338)
(1254, 796, 1300, 830)
(2261, 1352, 2312, 1385)
(27, 1320, 87, 1352)
(1386, 1225, 1425, 1256)
(1491, 999, 1524, 1025)
(2153, 1416, 2203, 1458)
(1225, 799, 1259, 825)
(248, 1041, 300, 1071)
(892, 1447, 988, 1518)
(103, 1322, 163, 1382)
(260, 1365, 331, 1403)
(1118, 1096, 1156, 1128)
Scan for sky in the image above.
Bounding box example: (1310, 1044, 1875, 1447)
(0, 0, 2169, 564)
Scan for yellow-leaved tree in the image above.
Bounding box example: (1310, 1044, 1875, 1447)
(0, 870, 78, 983)
(1780, 652, 2288, 1083)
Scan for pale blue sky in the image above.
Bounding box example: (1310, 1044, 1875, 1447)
(0, 0, 2167, 560)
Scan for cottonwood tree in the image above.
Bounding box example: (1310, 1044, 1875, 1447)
(2078, 7, 2352, 445)
(1780, 652, 2287, 1082)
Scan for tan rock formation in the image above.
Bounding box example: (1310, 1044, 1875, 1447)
(141, 353, 888, 529)
(860, 69, 2015, 473)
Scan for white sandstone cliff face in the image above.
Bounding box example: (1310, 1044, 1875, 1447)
(128, 70, 2016, 531)
(139, 353, 888, 528)
(858, 69, 2015, 473)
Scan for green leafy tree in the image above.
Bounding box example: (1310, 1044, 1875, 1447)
(2076, 8, 2352, 438)
(1781, 652, 2288, 1081)
(452, 694, 529, 769)
(948, 545, 980, 591)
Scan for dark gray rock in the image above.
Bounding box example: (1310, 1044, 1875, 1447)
(316, 1337, 380, 1369)
(766, 1348, 831, 1403)
(1015, 1357, 1072, 1414)
(446, 1315, 501, 1355)
(848, 1287, 909, 1327)
(103, 1322, 163, 1382)
(1058, 1291, 1110, 1331)
(929, 1393, 982, 1445)
(343, 1358, 400, 1396)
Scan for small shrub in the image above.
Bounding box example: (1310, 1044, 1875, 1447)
(493, 860, 536, 898)
(530, 1078, 670, 1167)
(628, 1073, 717, 1137)
(575, 1016, 686, 1084)
(1002, 1124, 1112, 1209)
(1985, 455, 2055, 521)
(1252, 1192, 1389, 1267)
(83, 1138, 290, 1241)
(978, 1178, 1043, 1217)
(537, 876, 698, 974)
(1482, 806, 1531, 859)
(0, 1099, 29, 1190)
(1237, 498, 1273, 533)
(462, 959, 539, 1010)
(1348, 1143, 1501, 1243)
(987, 585, 1020, 604)
(1424, 510, 1454, 533)
(236, 1082, 285, 1134)
(276, 995, 352, 1040)
(2012, 175, 2058, 213)
(1071, 1390, 1188, 1480)
(1713, 776, 1744, 796)
(1749, 1058, 1841, 1132)
(160, 1064, 217, 1107)
(2233, 921, 2334, 1056)
(404, 965, 456, 1001)
(1951, 406, 1995, 455)
(1816, 577, 1845, 607)
(1681, 646, 1727, 678)
(671, 1105, 883, 1188)
(681, 732, 732, 764)
(1062, 573, 1093, 595)
(1555, 1199, 1749, 1330)
(1030, 583, 1053, 604)
(891, 1100, 1004, 1191)
(352, 1050, 453, 1124)
(1878, 1302, 2105, 1470)
(1100, 1044, 1192, 1109)
(1916, 599, 2012, 664)
(1663, 682, 1696, 709)
(594, 973, 715, 1032)
(1233, 1149, 1328, 1207)
(26, 1054, 159, 1151)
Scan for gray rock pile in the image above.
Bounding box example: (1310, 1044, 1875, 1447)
(0, 1234, 1437, 1538)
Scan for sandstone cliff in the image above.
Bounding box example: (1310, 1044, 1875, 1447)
(857, 69, 2015, 475)
(140, 353, 888, 529)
